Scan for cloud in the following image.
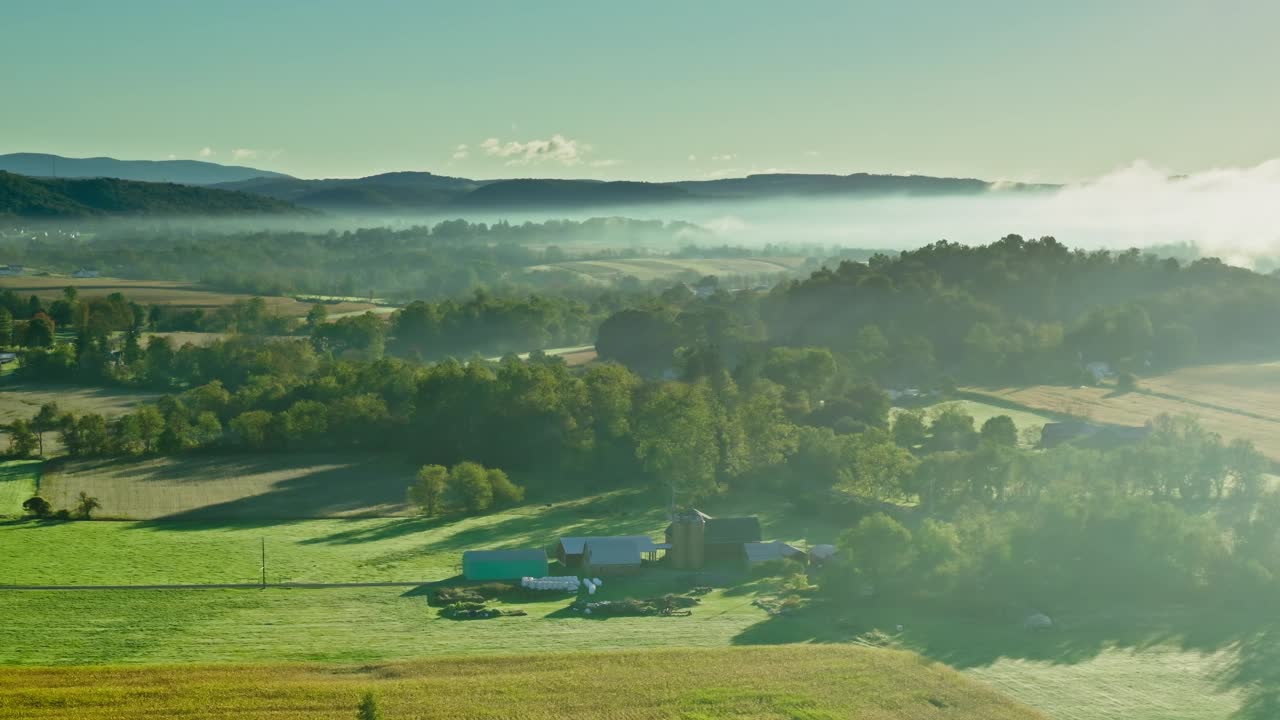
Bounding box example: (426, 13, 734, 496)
(198, 147, 214, 158)
(166, 154, 177, 160)
(231, 148, 258, 161)
(590, 159, 620, 168)
(480, 134, 588, 166)
(804, 150, 820, 157)
(711, 153, 736, 162)
(452, 144, 469, 160)
(687, 154, 698, 162)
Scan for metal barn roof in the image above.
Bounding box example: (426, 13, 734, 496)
(743, 541, 805, 564)
(558, 536, 658, 555)
(582, 538, 643, 566)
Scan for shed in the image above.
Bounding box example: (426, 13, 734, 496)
(809, 544, 837, 563)
(582, 538, 643, 576)
(743, 541, 806, 565)
(557, 536, 658, 567)
(461, 549, 547, 581)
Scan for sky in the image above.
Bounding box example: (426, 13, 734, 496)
(3, 0, 1279, 182)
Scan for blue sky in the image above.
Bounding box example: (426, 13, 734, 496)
(3, 1, 1277, 181)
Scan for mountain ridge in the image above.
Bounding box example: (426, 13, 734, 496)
(0, 171, 307, 218)
(0, 153, 291, 185)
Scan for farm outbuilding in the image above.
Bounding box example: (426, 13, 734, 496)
(743, 541, 806, 566)
(582, 538, 643, 576)
(557, 536, 659, 567)
(666, 509, 762, 569)
(461, 549, 548, 580)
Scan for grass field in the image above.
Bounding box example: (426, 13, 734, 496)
(528, 256, 810, 283)
(894, 400, 1056, 447)
(0, 383, 159, 455)
(39, 452, 421, 520)
(968, 366, 1280, 460)
(0, 645, 1044, 720)
(0, 276, 377, 318)
(0, 460, 40, 516)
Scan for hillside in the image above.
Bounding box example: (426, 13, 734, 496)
(0, 171, 305, 218)
(0, 645, 1044, 719)
(0, 153, 289, 185)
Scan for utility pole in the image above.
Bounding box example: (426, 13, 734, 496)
(261, 537, 266, 588)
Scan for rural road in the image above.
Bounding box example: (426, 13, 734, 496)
(0, 580, 432, 591)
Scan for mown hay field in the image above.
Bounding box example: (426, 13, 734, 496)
(0, 645, 1044, 720)
(968, 378, 1280, 461)
(0, 383, 159, 455)
(0, 276, 376, 318)
(528, 256, 809, 282)
(38, 452, 420, 521)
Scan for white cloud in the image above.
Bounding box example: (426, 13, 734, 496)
(480, 134, 588, 166)
(687, 154, 698, 161)
(711, 153, 736, 162)
(166, 154, 177, 160)
(452, 143, 469, 160)
(198, 147, 214, 158)
(231, 148, 258, 161)
(804, 150, 820, 157)
(590, 159, 620, 168)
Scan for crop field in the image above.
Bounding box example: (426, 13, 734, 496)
(38, 452, 420, 521)
(528, 256, 810, 283)
(969, 370, 1280, 460)
(0, 276, 377, 318)
(0, 645, 1044, 720)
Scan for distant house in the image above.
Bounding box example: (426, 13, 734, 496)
(742, 541, 806, 566)
(1085, 361, 1113, 383)
(582, 538, 644, 576)
(71, 268, 100, 279)
(808, 544, 837, 564)
(461, 549, 548, 581)
(556, 536, 661, 567)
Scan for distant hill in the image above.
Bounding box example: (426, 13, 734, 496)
(0, 171, 306, 218)
(211, 170, 1043, 212)
(214, 171, 483, 210)
(0, 153, 291, 185)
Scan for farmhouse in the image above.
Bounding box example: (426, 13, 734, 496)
(556, 535, 661, 567)
(461, 549, 547, 580)
(582, 538, 644, 576)
(666, 509, 762, 569)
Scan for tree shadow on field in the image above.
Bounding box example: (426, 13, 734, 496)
(732, 597, 1280, 720)
(116, 453, 419, 526)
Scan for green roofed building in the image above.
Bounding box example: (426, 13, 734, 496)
(462, 549, 548, 580)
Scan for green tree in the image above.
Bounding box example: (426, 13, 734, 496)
(840, 512, 913, 594)
(134, 406, 165, 453)
(230, 410, 274, 449)
(892, 409, 928, 450)
(21, 313, 55, 348)
(22, 495, 51, 518)
(6, 419, 38, 458)
(980, 415, 1019, 448)
(304, 303, 328, 332)
(449, 461, 494, 513)
(0, 306, 12, 346)
(356, 691, 383, 720)
(633, 382, 720, 505)
(31, 402, 61, 456)
(74, 491, 101, 520)
(487, 467, 525, 506)
(928, 404, 978, 452)
(408, 464, 448, 516)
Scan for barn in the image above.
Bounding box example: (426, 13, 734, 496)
(703, 516, 762, 562)
(556, 536, 660, 567)
(666, 510, 762, 568)
(461, 549, 548, 580)
(582, 538, 644, 576)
